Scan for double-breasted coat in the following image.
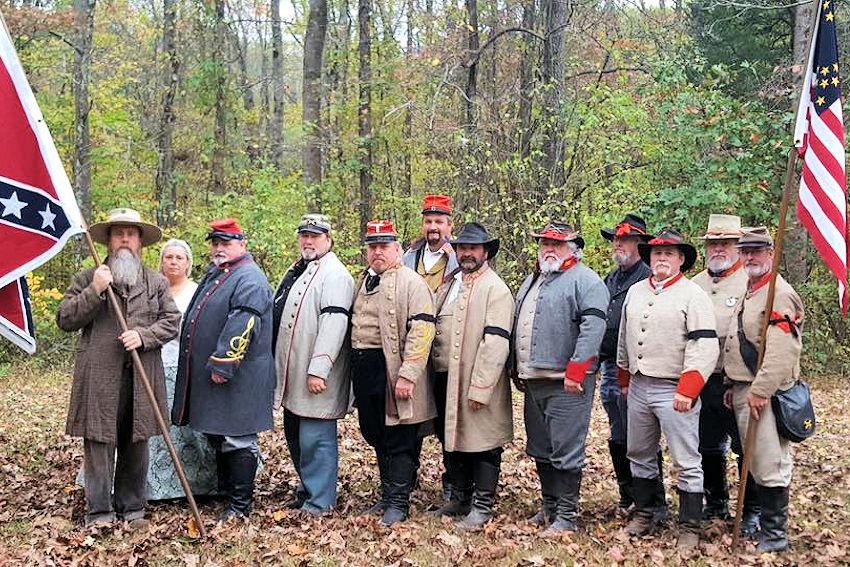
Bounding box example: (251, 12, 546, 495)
(171, 253, 275, 436)
(433, 265, 514, 452)
(58, 266, 181, 443)
(352, 264, 436, 425)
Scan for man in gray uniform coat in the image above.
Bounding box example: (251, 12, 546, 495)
(172, 218, 275, 522)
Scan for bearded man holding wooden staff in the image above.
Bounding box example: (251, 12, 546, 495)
(58, 208, 181, 529)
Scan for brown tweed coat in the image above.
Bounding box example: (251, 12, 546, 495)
(57, 266, 180, 443)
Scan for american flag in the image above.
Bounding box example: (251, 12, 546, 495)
(0, 18, 85, 352)
(794, 0, 848, 315)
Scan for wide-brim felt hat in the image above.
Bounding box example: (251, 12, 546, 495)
(601, 213, 653, 242)
(638, 228, 698, 272)
(530, 221, 585, 249)
(449, 222, 500, 259)
(89, 207, 162, 247)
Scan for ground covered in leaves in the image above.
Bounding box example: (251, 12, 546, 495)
(0, 365, 848, 566)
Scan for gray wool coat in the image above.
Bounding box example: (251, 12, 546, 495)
(57, 266, 181, 444)
(171, 254, 275, 436)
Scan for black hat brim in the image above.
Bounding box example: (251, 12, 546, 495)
(206, 231, 246, 241)
(638, 242, 698, 272)
(600, 228, 654, 242)
(364, 235, 398, 244)
(450, 238, 500, 259)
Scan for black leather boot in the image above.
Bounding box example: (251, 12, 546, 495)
(365, 453, 390, 515)
(625, 477, 660, 536)
(676, 490, 703, 550)
(739, 471, 761, 538)
(542, 468, 582, 536)
(757, 486, 789, 553)
(381, 453, 415, 526)
(529, 460, 558, 526)
(215, 449, 231, 497)
(457, 458, 499, 531)
(432, 452, 472, 517)
(701, 453, 730, 519)
(608, 441, 634, 511)
(219, 448, 257, 522)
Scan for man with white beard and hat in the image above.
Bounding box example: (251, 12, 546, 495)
(58, 207, 181, 528)
(511, 221, 609, 537)
(692, 214, 759, 532)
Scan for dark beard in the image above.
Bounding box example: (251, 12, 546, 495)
(109, 248, 141, 288)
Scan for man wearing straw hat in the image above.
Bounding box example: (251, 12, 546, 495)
(58, 207, 181, 528)
(511, 221, 609, 537)
(617, 228, 718, 550)
(350, 220, 436, 526)
(692, 214, 759, 531)
(723, 227, 804, 554)
(430, 222, 514, 530)
(172, 218, 275, 522)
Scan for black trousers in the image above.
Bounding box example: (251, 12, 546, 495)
(699, 373, 743, 457)
(433, 371, 449, 444)
(351, 349, 419, 459)
(444, 447, 503, 490)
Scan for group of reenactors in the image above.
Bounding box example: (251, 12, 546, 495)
(58, 195, 804, 554)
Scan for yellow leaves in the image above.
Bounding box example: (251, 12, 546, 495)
(285, 543, 308, 556)
(272, 509, 287, 522)
(430, 57, 441, 66)
(186, 517, 200, 539)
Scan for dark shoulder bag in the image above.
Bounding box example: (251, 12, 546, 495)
(736, 308, 816, 443)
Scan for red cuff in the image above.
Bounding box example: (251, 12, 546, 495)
(565, 357, 596, 383)
(616, 366, 631, 388)
(676, 370, 705, 399)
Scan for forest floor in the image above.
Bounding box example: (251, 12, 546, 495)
(0, 366, 848, 566)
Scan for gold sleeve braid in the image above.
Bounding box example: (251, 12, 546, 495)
(210, 316, 255, 364)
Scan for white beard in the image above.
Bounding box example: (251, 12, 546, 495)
(744, 263, 770, 278)
(109, 248, 141, 288)
(708, 256, 735, 273)
(539, 257, 563, 274)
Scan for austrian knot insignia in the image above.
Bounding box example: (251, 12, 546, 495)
(222, 316, 255, 362)
(804, 419, 813, 430)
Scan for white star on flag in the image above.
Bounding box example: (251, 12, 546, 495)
(0, 191, 27, 219)
(38, 204, 56, 230)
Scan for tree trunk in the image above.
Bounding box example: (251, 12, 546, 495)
(358, 0, 374, 233)
(232, 23, 255, 112)
(783, 1, 817, 284)
(155, 0, 179, 227)
(518, 0, 536, 158)
(303, 0, 328, 211)
(269, 0, 285, 167)
(211, 0, 227, 194)
(403, 0, 413, 199)
(541, 0, 567, 192)
(463, 0, 478, 132)
(72, 0, 95, 222)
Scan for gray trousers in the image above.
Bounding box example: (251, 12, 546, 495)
(524, 374, 596, 471)
(83, 365, 148, 525)
(627, 373, 703, 493)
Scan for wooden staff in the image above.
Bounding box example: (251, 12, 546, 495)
(730, 147, 797, 550)
(83, 231, 207, 538)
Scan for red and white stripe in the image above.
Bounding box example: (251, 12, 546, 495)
(794, 15, 848, 315)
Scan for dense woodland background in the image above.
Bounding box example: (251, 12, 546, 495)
(2, 0, 850, 372)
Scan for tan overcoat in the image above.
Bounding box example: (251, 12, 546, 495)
(57, 266, 180, 443)
(353, 264, 437, 425)
(433, 265, 514, 452)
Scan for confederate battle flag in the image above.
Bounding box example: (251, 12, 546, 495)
(0, 18, 85, 352)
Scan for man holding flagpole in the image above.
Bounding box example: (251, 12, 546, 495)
(723, 228, 804, 553)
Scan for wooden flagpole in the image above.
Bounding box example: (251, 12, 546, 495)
(730, 146, 796, 550)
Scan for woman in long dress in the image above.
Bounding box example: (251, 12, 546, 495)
(146, 239, 218, 500)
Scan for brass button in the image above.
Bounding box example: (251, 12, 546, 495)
(389, 309, 396, 315)
(454, 342, 460, 347)
(453, 355, 459, 360)
(436, 331, 442, 335)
